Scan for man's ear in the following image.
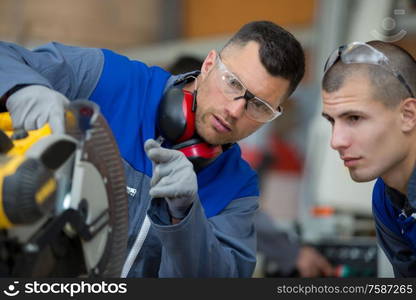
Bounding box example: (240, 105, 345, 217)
(400, 97, 416, 133)
(200, 50, 217, 79)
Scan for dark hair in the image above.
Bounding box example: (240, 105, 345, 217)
(223, 20, 305, 97)
(167, 55, 203, 75)
(322, 41, 416, 107)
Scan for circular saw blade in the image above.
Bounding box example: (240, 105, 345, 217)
(67, 101, 128, 277)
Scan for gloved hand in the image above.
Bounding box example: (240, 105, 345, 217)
(6, 85, 69, 133)
(144, 139, 197, 219)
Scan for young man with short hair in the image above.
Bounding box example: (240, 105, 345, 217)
(321, 41, 416, 277)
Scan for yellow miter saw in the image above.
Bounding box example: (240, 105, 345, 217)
(0, 100, 128, 277)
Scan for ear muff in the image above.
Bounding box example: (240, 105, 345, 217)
(172, 138, 222, 171)
(157, 87, 195, 143)
(157, 86, 222, 170)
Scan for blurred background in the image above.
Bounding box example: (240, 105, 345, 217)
(2, 0, 416, 278)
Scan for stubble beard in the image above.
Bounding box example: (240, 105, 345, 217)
(195, 108, 237, 145)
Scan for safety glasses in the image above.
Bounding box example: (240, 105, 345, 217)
(215, 54, 283, 123)
(324, 41, 414, 97)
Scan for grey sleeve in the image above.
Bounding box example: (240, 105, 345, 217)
(0, 41, 103, 99)
(254, 210, 299, 275)
(374, 215, 416, 277)
(148, 195, 258, 277)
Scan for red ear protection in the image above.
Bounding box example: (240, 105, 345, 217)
(157, 88, 196, 143)
(157, 86, 222, 171)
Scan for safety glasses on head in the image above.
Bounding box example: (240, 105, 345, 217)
(324, 41, 414, 97)
(215, 54, 283, 123)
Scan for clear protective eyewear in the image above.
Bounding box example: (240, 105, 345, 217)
(324, 41, 414, 98)
(215, 54, 283, 123)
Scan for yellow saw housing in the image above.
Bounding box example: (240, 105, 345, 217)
(0, 112, 63, 229)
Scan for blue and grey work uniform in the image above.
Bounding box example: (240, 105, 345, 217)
(0, 42, 259, 277)
(373, 173, 416, 277)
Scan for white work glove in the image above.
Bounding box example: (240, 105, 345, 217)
(6, 85, 69, 133)
(144, 139, 197, 219)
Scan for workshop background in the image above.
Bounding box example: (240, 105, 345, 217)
(2, 0, 416, 278)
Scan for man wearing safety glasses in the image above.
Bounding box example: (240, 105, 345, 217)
(0, 21, 305, 277)
(321, 41, 416, 277)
